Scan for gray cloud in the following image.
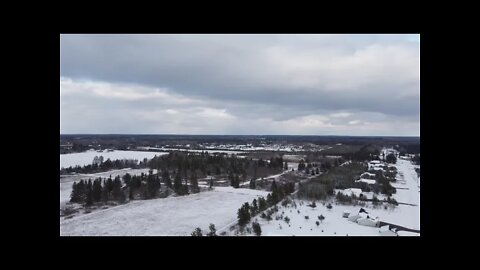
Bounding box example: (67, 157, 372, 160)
(60, 34, 420, 135)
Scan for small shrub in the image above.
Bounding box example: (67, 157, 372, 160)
(191, 227, 203, 236)
(318, 215, 325, 223)
(305, 215, 309, 220)
(62, 206, 77, 216)
(316, 221, 320, 226)
(207, 223, 217, 236)
(326, 203, 332, 210)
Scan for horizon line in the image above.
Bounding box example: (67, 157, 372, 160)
(60, 133, 420, 138)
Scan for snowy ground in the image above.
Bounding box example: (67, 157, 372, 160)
(60, 150, 168, 169)
(60, 186, 269, 236)
(245, 201, 392, 236)
(387, 157, 420, 230)
(60, 168, 157, 208)
(240, 149, 420, 236)
(244, 197, 418, 236)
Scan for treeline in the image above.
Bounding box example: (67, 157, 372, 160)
(237, 180, 295, 227)
(61, 158, 145, 174)
(297, 159, 338, 174)
(335, 192, 398, 206)
(147, 152, 284, 182)
(70, 171, 179, 206)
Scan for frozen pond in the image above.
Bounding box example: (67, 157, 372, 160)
(60, 150, 168, 169)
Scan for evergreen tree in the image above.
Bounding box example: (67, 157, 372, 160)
(112, 178, 123, 201)
(237, 202, 251, 227)
(191, 227, 203, 236)
(234, 174, 240, 188)
(101, 179, 109, 202)
(146, 173, 161, 198)
(163, 170, 172, 188)
(284, 161, 288, 170)
(85, 180, 93, 206)
(252, 222, 262, 236)
(250, 198, 258, 216)
(258, 197, 267, 211)
(174, 171, 183, 195)
(266, 193, 273, 206)
(270, 180, 279, 204)
(190, 173, 199, 193)
(207, 224, 216, 236)
(298, 160, 306, 171)
(316, 167, 320, 174)
(70, 181, 83, 203)
(249, 178, 256, 189)
(229, 171, 235, 187)
(92, 179, 102, 202)
(106, 177, 114, 193)
(123, 173, 132, 187)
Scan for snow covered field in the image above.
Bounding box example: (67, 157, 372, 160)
(244, 198, 418, 236)
(60, 150, 168, 169)
(245, 201, 390, 236)
(60, 187, 269, 236)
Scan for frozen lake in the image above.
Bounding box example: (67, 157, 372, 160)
(60, 150, 168, 169)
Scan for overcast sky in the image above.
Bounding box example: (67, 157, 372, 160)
(60, 34, 420, 136)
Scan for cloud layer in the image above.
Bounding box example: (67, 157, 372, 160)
(60, 34, 420, 135)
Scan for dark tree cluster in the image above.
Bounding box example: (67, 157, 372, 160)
(70, 171, 163, 205)
(386, 153, 397, 164)
(237, 180, 295, 227)
(70, 176, 126, 206)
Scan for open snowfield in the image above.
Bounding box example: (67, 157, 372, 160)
(60, 186, 269, 236)
(247, 201, 392, 236)
(60, 168, 157, 207)
(60, 150, 168, 169)
(245, 199, 418, 236)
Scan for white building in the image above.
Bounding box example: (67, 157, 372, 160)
(356, 178, 376, 185)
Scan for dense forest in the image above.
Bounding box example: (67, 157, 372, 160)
(70, 171, 165, 205)
(146, 152, 284, 183)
